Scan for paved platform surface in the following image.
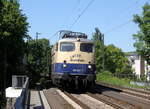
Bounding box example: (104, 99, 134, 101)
(30, 90, 43, 109)
(40, 91, 51, 109)
(44, 88, 74, 109)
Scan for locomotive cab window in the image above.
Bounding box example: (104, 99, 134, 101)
(60, 42, 75, 51)
(80, 43, 93, 53)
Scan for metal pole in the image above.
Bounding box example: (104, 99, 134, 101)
(36, 32, 41, 41)
(35, 32, 41, 72)
(102, 34, 105, 70)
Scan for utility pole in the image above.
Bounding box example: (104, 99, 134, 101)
(35, 32, 41, 72)
(102, 34, 105, 71)
(46, 46, 49, 76)
(36, 32, 41, 41)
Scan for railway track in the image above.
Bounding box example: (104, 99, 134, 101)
(43, 83, 150, 109)
(63, 91, 91, 109)
(94, 82, 150, 109)
(63, 90, 115, 109)
(96, 82, 150, 100)
(44, 88, 115, 109)
(86, 92, 134, 109)
(43, 88, 134, 109)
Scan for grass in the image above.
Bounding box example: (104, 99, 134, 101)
(96, 72, 148, 89)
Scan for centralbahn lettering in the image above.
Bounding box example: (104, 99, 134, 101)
(70, 59, 84, 62)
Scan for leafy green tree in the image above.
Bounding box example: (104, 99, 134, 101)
(93, 28, 105, 73)
(92, 27, 132, 75)
(133, 3, 150, 63)
(105, 44, 132, 75)
(26, 38, 51, 87)
(0, 0, 29, 99)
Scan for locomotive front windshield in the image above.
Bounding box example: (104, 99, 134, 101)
(80, 43, 93, 53)
(60, 42, 75, 51)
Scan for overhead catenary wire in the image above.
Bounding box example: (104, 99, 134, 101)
(50, 0, 83, 40)
(49, 0, 150, 42)
(69, 0, 95, 29)
(102, 0, 147, 35)
(50, 31, 59, 39)
(62, 0, 83, 28)
(104, 20, 132, 35)
(49, 0, 95, 41)
(116, 0, 140, 18)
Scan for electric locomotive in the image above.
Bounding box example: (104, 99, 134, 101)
(51, 30, 96, 89)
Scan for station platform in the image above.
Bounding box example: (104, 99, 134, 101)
(29, 90, 51, 109)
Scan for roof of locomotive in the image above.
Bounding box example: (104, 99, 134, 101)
(58, 38, 93, 43)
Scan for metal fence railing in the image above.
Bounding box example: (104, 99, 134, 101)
(99, 73, 150, 90)
(15, 76, 29, 109)
(6, 75, 29, 109)
(12, 75, 27, 88)
(112, 74, 149, 82)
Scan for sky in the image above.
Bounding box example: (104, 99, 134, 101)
(19, 0, 150, 52)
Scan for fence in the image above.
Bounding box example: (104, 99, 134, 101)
(6, 75, 29, 109)
(15, 76, 29, 109)
(99, 73, 150, 90)
(112, 74, 148, 81)
(12, 75, 27, 88)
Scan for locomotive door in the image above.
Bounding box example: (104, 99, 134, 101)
(80, 53, 84, 74)
(78, 43, 84, 74)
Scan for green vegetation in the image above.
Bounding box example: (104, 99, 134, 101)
(92, 27, 146, 89)
(93, 4, 150, 90)
(133, 3, 150, 64)
(96, 71, 147, 89)
(0, 0, 51, 94)
(0, 1, 149, 108)
(104, 45, 132, 75)
(0, 0, 29, 107)
(26, 38, 51, 88)
(92, 28, 132, 75)
(93, 28, 105, 73)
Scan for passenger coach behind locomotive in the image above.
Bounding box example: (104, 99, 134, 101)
(51, 30, 96, 89)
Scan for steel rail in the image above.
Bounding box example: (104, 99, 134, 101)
(63, 90, 91, 109)
(87, 92, 133, 109)
(94, 82, 150, 109)
(96, 82, 150, 94)
(96, 82, 150, 100)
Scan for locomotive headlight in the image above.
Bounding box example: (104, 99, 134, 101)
(88, 65, 92, 69)
(76, 38, 80, 41)
(63, 64, 67, 68)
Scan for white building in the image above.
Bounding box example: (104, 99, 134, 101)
(126, 52, 150, 80)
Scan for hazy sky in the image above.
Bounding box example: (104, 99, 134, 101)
(19, 0, 150, 52)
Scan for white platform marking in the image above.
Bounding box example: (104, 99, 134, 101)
(40, 91, 51, 109)
(56, 90, 83, 109)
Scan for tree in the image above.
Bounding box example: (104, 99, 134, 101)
(133, 3, 150, 64)
(105, 44, 132, 75)
(26, 38, 51, 87)
(0, 0, 29, 94)
(92, 27, 132, 75)
(92, 28, 105, 73)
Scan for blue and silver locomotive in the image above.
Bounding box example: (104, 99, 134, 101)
(51, 30, 96, 89)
